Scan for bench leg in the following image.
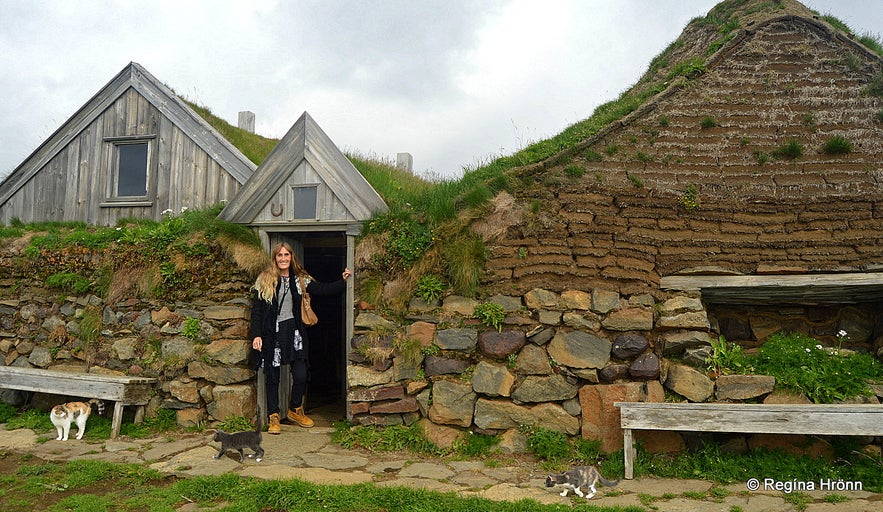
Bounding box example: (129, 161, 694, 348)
(111, 402, 124, 439)
(134, 405, 145, 424)
(623, 428, 635, 480)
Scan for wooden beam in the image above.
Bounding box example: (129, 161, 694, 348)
(660, 273, 883, 305)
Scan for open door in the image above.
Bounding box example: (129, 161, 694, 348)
(260, 231, 348, 426)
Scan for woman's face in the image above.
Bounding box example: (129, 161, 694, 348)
(275, 247, 292, 274)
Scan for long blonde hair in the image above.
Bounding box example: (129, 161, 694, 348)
(254, 242, 311, 302)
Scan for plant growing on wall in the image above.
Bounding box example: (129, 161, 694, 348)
(564, 165, 585, 178)
(772, 139, 804, 160)
(45, 272, 91, 294)
(415, 274, 445, 303)
(705, 335, 749, 376)
(473, 302, 505, 332)
(181, 317, 201, 341)
(678, 184, 700, 211)
(627, 173, 644, 188)
(699, 116, 717, 129)
(821, 135, 852, 155)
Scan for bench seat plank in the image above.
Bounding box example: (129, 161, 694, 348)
(617, 402, 883, 436)
(614, 402, 883, 479)
(0, 366, 157, 439)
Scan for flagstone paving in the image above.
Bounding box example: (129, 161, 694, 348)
(1, 424, 879, 511)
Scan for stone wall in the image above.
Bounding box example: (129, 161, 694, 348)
(3, 270, 882, 453)
(348, 287, 883, 453)
(0, 276, 257, 428)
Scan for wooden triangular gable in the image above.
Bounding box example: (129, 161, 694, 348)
(0, 62, 255, 208)
(219, 111, 387, 224)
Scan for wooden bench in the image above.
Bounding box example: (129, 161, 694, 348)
(614, 402, 883, 479)
(0, 366, 158, 439)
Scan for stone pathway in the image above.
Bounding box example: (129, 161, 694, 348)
(0, 424, 879, 511)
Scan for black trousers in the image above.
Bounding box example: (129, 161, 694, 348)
(265, 355, 308, 416)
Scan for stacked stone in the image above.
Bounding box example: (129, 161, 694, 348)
(0, 283, 256, 427)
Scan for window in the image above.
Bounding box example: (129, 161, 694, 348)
(293, 186, 318, 219)
(115, 142, 149, 198)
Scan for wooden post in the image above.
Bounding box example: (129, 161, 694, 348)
(111, 402, 124, 439)
(623, 428, 635, 479)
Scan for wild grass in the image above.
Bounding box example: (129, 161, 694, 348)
(634, 440, 883, 491)
(184, 101, 278, 165)
(6, 204, 262, 302)
(3, 406, 179, 441)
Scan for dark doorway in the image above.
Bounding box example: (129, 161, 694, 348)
(269, 231, 347, 418)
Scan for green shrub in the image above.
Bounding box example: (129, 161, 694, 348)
(705, 336, 749, 375)
(473, 302, 505, 332)
(454, 432, 501, 457)
(773, 139, 804, 159)
(182, 317, 201, 341)
(678, 184, 700, 211)
(699, 116, 717, 129)
(634, 151, 653, 163)
(564, 165, 585, 178)
(216, 416, 255, 432)
(45, 272, 91, 294)
(366, 212, 434, 271)
(523, 426, 573, 463)
(0, 403, 18, 423)
(415, 274, 445, 303)
(749, 332, 883, 403)
(821, 135, 852, 155)
(584, 150, 603, 162)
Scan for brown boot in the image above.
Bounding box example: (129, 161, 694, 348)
(267, 413, 281, 434)
(286, 406, 314, 428)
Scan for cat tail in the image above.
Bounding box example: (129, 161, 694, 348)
(598, 475, 620, 487)
(87, 398, 105, 415)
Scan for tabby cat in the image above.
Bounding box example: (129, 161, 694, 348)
(545, 465, 620, 499)
(213, 422, 264, 462)
(50, 398, 104, 441)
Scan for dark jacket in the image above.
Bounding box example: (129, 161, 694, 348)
(249, 276, 346, 369)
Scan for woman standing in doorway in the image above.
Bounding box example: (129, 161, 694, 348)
(250, 242, 351, 433)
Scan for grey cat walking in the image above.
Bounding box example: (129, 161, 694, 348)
(545, 465, 620, 499)
(213, 421, 264, 462)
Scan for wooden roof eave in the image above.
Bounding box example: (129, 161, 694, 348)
(128, 63, 256, 184)
(218, 111, 387, 225)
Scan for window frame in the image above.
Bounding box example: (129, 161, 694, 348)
(290, 184, 319, 220)
(101, 135, 155, 207)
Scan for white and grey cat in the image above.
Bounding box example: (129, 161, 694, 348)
(545, 465, 620, 499)
(50, 398, 104, 441)
(213, 422, 264, 462)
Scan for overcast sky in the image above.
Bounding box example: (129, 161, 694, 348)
(1, 1, 880, 182)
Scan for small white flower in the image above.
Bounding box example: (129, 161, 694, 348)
(115, 227, 122, 231)
(816, 344, 823, 350)
(805, 348, 811, 353)
(180, 206, 189, 213)
(838, 330, 847, 338)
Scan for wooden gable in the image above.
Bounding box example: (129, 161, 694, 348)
(0, 62, 255, 226)
(219, 111, 387, 227)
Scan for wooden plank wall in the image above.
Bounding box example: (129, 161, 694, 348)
(1, 88, 241, 225)
(251, 159, 355, 224)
